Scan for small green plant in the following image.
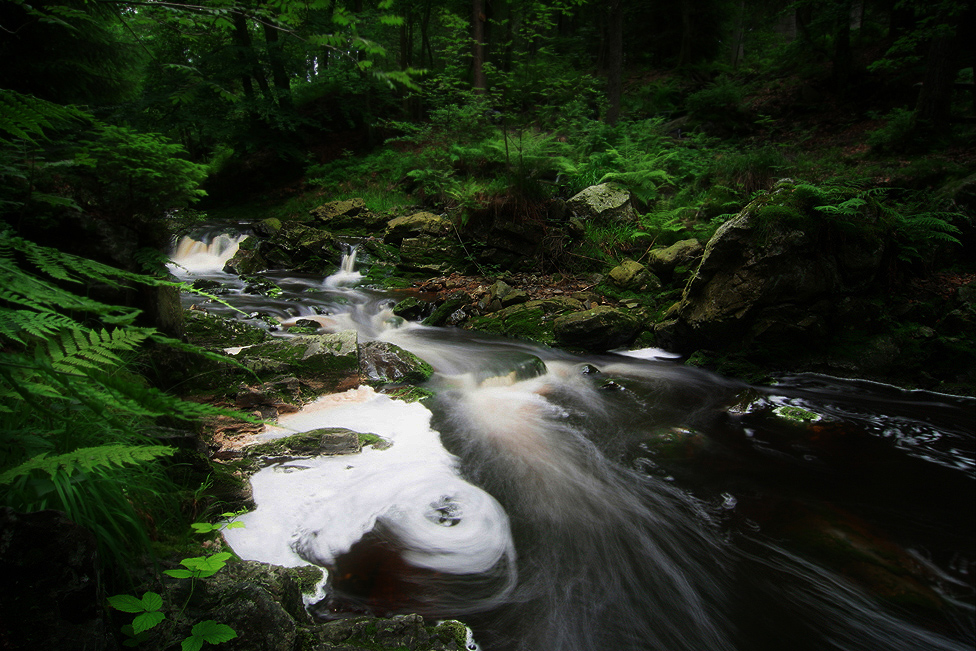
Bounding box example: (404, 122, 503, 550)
(108, 519, 241, 649)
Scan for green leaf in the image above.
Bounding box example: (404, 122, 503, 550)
(132, 610, 165, 634)
(191, 620, 237, 644)
(163, 568, 194, 579)
(181, 637, 204, 651)
(108, 594, 146, 613)
(141, 591, 163, 611)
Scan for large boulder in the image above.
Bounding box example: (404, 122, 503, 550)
(235, 333, 360, 392)
(567, 183, 637, 224)
(657, 179, 886, 357)
(553, 306, 642, 351)
(359, 341, 434, 385)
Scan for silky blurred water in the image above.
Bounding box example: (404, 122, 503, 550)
(175, 234, 975, 651)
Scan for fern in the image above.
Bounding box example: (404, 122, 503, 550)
(0, 89, 89, 146)
(0, 444, 175, 485)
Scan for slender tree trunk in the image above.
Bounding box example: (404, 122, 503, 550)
(420, 0, 433, 67)
(262, 21, 293, 111)
(912, 25, 959, 139)
(232, 12, 272, 101)
(606, 0, 623, 125)
(832, 0, 853, 93)
(472, 0, 486, 94)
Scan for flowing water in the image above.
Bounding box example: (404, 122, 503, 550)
(171, 235, 975, 651)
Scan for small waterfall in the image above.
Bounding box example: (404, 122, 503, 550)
(323, 244, 363, 288)
(169, 231, 247, 276)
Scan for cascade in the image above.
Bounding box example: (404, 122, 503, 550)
(179, 242, 974, 651)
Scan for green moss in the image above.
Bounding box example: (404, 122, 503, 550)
(773, 405, 822, 423)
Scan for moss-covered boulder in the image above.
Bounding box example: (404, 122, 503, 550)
(310, 198, 388, 232)
(608, 259, 661, 292)
(567, 182, 637, 224)
(385, 212, 453, 242)
(235, 332, 360, 394)
(657, 179, 887, 360)
(553, 306, 642, 351)
(466, 297, 583, 346)
(397, 235, 469, 276)
(646, 239, 703, 283)
(423, 290, 472, 326)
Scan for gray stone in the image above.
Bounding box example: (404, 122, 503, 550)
(359, 340, 434, 384)
(645, 239, 703, 281)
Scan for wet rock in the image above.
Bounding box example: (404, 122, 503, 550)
(309, 198, 389, 233)
(553, 306, 642, 351)
(567, 183, 638, 224)
(488, 280, 528, 308)
(245, 428, 366, 460)
(608, 259, 661, 292)
(309, 614, 468, 651)
(0, 508, 118, 651)
(392, 296, 427, 321)
(359, 341, 434, 385)
(422, 290, 472, 327)
(224, 248, 270, 275)
(398, 235, 469, 275)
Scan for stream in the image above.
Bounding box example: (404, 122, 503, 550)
(170, 233, 975, 651)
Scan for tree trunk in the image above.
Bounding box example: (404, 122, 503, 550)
(262, 21, 293, 111)
(911, 25, 959, 139)
(472, 0, 486, 94)
(832, 0, 853, 93)
(231, 12, 272, 101)
(606, 0, 623, 125)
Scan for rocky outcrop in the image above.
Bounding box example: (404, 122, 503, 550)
(567, 183, 638, 224)
(657, 179, 886, 358)
(465, 297, 584, 346)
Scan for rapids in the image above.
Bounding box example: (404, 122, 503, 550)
(171, 235, 975, 651)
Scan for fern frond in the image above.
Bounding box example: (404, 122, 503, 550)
(0, 89, 90, 145)
(0, 444, 175, 485)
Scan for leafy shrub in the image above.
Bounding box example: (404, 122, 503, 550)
(686, 78, 747, 121)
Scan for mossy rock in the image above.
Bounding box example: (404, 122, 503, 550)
(236, 332, 360, 394)
(553, 306, 642, 351)
(184, 311, 269, 349)
(422, 291, 472, 327)
(465, 297, 582, 346)
(244, 428, 374, 461)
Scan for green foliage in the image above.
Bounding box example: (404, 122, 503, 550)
(69, 125, 208, 219)
(686, 78, 747, 122)
(109, 528, 237, 649)
(0, 233, 252, 576)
